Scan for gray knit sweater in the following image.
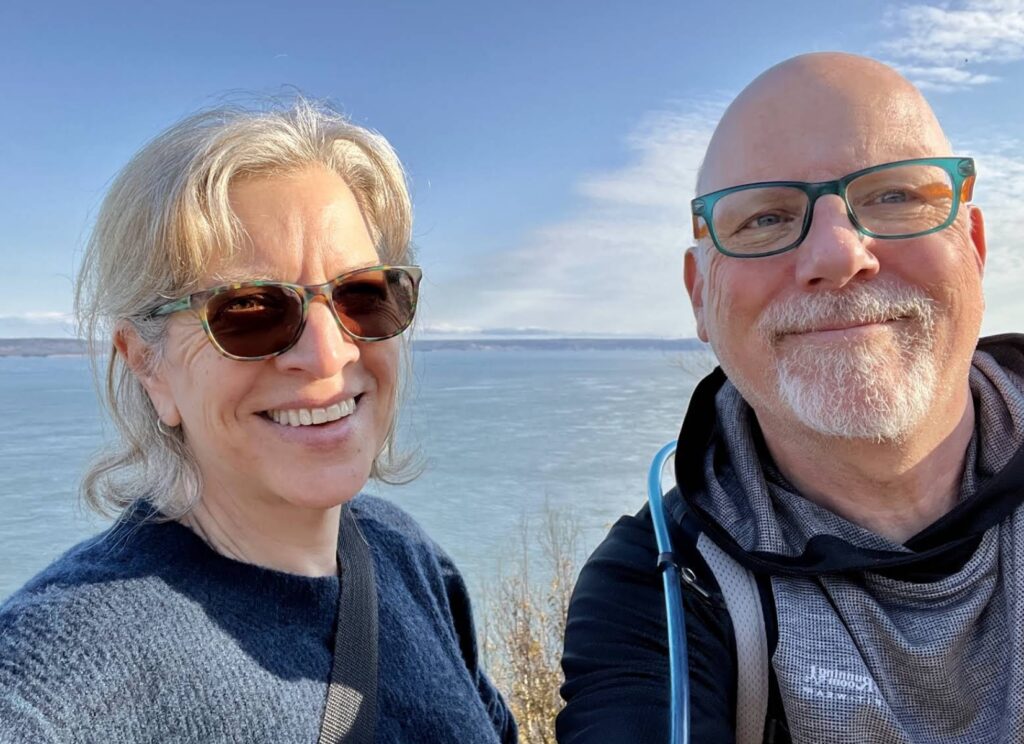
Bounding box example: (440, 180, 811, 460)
(0, 495, 516, 743)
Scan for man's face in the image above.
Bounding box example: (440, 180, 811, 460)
(686, 65, 987, 442)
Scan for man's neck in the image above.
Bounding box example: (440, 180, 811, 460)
(180, 490, 341, 577)
(758, 389, 976, 544)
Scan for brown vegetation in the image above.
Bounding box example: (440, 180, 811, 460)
(483, 507, 582, 744)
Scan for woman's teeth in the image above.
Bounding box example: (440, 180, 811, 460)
(267, 399, 356, 427)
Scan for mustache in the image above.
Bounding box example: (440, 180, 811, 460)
(756, 281, 935, 343)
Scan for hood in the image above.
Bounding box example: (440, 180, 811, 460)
(675, 334, 1024, 579)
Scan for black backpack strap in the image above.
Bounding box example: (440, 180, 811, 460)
(755, 573, 791, 743)
(318, 502, 379, 744)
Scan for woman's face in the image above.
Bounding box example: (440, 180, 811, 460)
(145, 165, 400, 511)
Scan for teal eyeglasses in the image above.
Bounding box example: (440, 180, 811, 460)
(148, 265, 422, 361)
(691, 157, 976, 258)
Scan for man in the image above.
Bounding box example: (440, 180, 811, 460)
(558, 52, 1024, 743)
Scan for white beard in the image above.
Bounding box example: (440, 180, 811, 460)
(758, 281, 938, 442)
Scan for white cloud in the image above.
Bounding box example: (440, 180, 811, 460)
(883, 0, 1024, 90)
(0, 311, 76, 338)
(421, 104, 723, 337)
(0, 311, 73, 322)
(895, 64, 1000, 91)
(964, 141, 1024, 335)
(421, 322, 484, 336)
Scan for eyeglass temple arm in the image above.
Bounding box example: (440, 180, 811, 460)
(961, 175, 976, 203)
(693, 215, 709, 241)
(148, 296, 192, 318)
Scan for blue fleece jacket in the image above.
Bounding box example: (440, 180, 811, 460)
(0, 495, 516, 743)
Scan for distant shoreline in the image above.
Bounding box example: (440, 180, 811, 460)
(0, 336, 706, 357)
(0, 339, 91, 357)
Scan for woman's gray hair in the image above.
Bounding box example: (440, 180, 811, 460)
(75, 98, 416, 520)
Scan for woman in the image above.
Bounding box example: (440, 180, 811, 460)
(0, 101, 516, 743)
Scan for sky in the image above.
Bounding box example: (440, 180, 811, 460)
(1, 0, 1022, 339)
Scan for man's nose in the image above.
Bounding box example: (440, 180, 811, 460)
(275, 296, 359, 377)
(794, 195, 880, 289)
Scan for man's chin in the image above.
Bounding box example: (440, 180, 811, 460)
(774, 349, 937, 442)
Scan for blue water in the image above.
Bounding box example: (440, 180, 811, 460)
(0, 350, 708, 602)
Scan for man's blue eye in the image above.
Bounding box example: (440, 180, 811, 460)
(739, 212, 786, 231)
(877, 190, 909, 204)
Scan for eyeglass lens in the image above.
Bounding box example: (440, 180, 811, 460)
(204, 268, 417, 358)
(332, 268, 417, 340)
(710, 163, 956, 256)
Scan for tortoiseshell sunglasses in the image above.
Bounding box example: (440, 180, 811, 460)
(148, 265, 422, 361)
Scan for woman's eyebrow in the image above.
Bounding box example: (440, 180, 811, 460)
(344, 261, 384, 273)
(208, 268, 278, 284)
(207, 262, 384, 286)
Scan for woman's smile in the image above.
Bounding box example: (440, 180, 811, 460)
(255, 393, 368, 449)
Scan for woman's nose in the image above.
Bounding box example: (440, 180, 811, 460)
(275, 296, 360, 377)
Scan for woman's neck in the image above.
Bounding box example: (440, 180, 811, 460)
(180, 492, 341, 577)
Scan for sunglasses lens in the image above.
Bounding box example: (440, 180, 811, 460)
(332, 268, 418, 340)
(206, 285, 303, 358)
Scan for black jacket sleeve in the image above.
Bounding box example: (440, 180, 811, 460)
(557, 504, 738, 743)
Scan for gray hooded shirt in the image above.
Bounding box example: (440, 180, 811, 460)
(694, 336, 1024, 743)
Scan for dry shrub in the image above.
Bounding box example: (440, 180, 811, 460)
(483, 506, 581, 744)
(672, 347, 718, 380)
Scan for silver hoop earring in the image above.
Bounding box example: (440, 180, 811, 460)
(157, 419, 177, 437)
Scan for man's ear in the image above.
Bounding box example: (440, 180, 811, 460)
(684, 247, 710, 342)
(968, 205, 987, 273)
(113, 322, 182, 427)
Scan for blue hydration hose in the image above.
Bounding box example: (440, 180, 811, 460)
(647, 440, 688, 744)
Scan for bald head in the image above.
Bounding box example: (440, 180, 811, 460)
(698, 53, 952, 196)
